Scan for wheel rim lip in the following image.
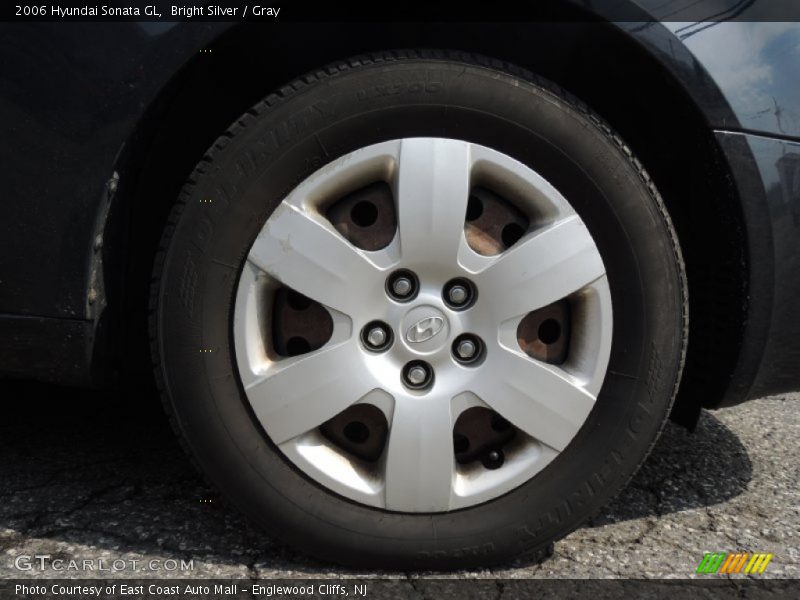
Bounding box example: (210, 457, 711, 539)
(231, 137, 613, 513)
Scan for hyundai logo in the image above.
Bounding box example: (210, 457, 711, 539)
(406, 316, 445, 343)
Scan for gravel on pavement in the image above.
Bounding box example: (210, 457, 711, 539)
(0, 381, 797, 579)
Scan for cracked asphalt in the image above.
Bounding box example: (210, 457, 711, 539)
(0, 381, 797, 580)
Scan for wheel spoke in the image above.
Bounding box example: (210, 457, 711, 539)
(248, 202, 382, 315)
(394, 138, 472, 268)
(246, 341, 373, 445)
(383, 397, 455, 511)
(475, 347, 596, 452)
(476, 216, 605, 320)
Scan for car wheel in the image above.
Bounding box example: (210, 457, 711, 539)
(151, 51, 687, 569)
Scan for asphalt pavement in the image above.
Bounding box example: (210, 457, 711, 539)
(0, 381, 797, 579)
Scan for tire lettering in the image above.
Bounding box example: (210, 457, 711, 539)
(179, 250, 197, 319)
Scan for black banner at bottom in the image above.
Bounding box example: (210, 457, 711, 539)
(1, 579, 798, 600)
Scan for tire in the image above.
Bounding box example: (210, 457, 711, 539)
(151, 51, 687, 570)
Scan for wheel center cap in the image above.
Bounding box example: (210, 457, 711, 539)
(401, 305, 450, 354)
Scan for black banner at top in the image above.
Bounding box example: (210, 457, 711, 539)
(4, 0, 800, 23)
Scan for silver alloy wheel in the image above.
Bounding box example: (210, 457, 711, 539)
(233, 138, 612, 513)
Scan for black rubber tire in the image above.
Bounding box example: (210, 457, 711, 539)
(151, 51, 687, 570)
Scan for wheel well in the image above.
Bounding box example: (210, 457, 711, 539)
(121, 19, 747, 427)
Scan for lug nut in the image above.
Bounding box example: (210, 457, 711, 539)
(366, 327, 387, 348)
(443, 278, 475, 310)
(448, 285, 468, 305)
(407, 366, 427, 385)
(361, 321, 392, 351)
(452, 334, 483, 365)
(387, 270, 418, 302)
(402, 361, 433, 389)
(456, 339, 477, 360)
(482, 448, 505, 470)
(392, 277, 413, 297)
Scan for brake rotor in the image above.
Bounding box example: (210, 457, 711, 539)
(464, 187, 529, 256)
(517, 300, 571, 364)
